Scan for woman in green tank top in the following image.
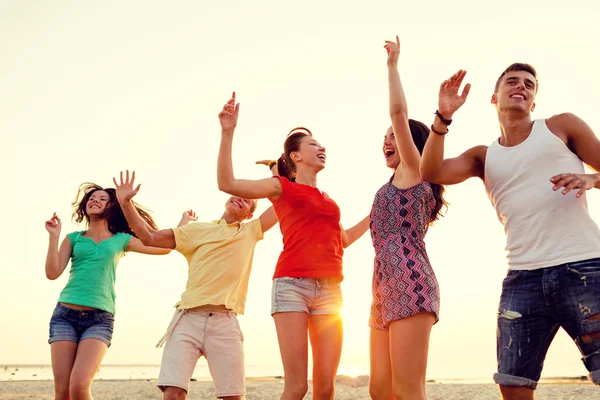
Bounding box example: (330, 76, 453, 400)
(44, 181, 179, 400)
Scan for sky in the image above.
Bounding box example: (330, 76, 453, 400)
(1, 0, 599, 380)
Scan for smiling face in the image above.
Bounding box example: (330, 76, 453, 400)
(291, 135, 326, 172)
(225, 196, 256, 221)
(492, 64, 538, 115)
(85, 190, 111, 219)
(383, 126, 400, 169)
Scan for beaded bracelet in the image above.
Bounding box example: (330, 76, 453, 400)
(435, 110, 453, 126)
(431, 125, 449, 135)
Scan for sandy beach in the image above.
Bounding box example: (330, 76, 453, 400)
(0, 377, 596, 399)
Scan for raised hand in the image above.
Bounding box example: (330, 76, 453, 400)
(113, 170, 141, 203)
(45, 213, 62, 236)
(384, 35, 400, 66)
(180, 209, 198, 225)
(550, 173, 598, 198)
(219, 92, 240, 134)
(256, 159, 279, 175)
(438, 70, 471, 119)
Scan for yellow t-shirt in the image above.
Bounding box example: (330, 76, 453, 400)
(171, 218, 263, 314)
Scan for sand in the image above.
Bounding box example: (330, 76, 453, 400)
(0, 377, 597, 400)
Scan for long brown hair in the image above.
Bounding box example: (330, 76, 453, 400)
(276, 127, 313, 182)
(71, 183, 158, 236)
(408, 119, 448, 223)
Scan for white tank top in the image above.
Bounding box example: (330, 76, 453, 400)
(484, 119, 600, 270)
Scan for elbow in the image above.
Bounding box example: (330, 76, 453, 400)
(138, 232, 156, 247)
(217, 181, 229, 193)
(389, 106, 408, 120)
(342, 235, 351, 249)
(217, 178, 233, 194)
(46, 272, 58, 280)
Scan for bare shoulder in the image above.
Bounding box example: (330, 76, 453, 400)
(465, 145, 489, 167)
(545, 112, 586, 139)
(466, 145, 488, 160)
(546, 112, 580, 126)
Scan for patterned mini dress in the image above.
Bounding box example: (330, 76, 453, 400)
(369, 180, 440, 330)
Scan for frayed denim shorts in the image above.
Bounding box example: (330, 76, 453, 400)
(48, 303, 114, 347)
(271, 277, 343, 316)
(494, 258, 600, 389)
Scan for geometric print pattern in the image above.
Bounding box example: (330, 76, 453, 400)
(368, 180, 440, 330)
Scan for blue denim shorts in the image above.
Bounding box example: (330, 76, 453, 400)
(271, 277, 343, 316)
(48, 303, 115, 347)
(494, 258, 600, 389)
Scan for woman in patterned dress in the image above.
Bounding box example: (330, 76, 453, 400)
(368, 37, 447, 400)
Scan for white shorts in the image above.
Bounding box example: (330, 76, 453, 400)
(156, 308, 245, 397)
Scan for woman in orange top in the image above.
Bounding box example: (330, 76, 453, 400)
(217, 92, 369, 400)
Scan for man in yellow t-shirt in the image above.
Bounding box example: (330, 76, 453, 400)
(114, 171, 278, 400)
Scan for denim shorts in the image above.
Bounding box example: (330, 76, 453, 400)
(271, 277, 343, 315)
(48, 303, 115, 347)
(494, 258, 600, 389)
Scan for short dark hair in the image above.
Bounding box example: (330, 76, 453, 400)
(494, 63, 538, 93)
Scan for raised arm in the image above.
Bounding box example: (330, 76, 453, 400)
(420, 70, 485, 184)
(385, 36, 421, 173)
(547, 113, 600, 197)
(256, 159, 280, 177)
(126, 237, 172, 255)
(44, 213, 72, 280)
(113, 170, 176, 250)
(259, 206, 278, 233)
(340, 215, 370, 249)
(217, 92, 282, 200)
(177, 210, 198, 227)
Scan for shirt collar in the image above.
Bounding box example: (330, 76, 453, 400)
(212, 219, 241, 227)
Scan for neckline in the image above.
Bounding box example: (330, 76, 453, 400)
(80, 231, 116, 245)
(292, 180, 327, 198)
(495, 120, 538, 150)
(387, 178, 426, 191)
(214, 219, 241, 227)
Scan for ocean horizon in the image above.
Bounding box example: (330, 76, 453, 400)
(0, 364, 588, 385)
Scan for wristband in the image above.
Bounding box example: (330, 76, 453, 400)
(268, 160, 277, 169)
(431, 125, 449, 136)
(435, 110, 453, 126)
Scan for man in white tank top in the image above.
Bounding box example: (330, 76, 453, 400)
(420, 65, 600, 399)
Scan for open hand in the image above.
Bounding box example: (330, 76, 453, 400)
(45, 213, 62, 236)
(550, 173, 597, 198)
(219, 92, 240, 133)
(113, 170, 141, 203)
(438, 70, 471, 119)
(384, 35, 400, 66)
(180, 209, 198, 225)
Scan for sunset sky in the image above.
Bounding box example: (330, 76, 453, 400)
(1, 0, 599, 380)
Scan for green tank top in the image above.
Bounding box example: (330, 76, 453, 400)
(58, 231, 132, 314)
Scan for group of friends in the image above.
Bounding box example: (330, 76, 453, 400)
(44, 37, 600, 400)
